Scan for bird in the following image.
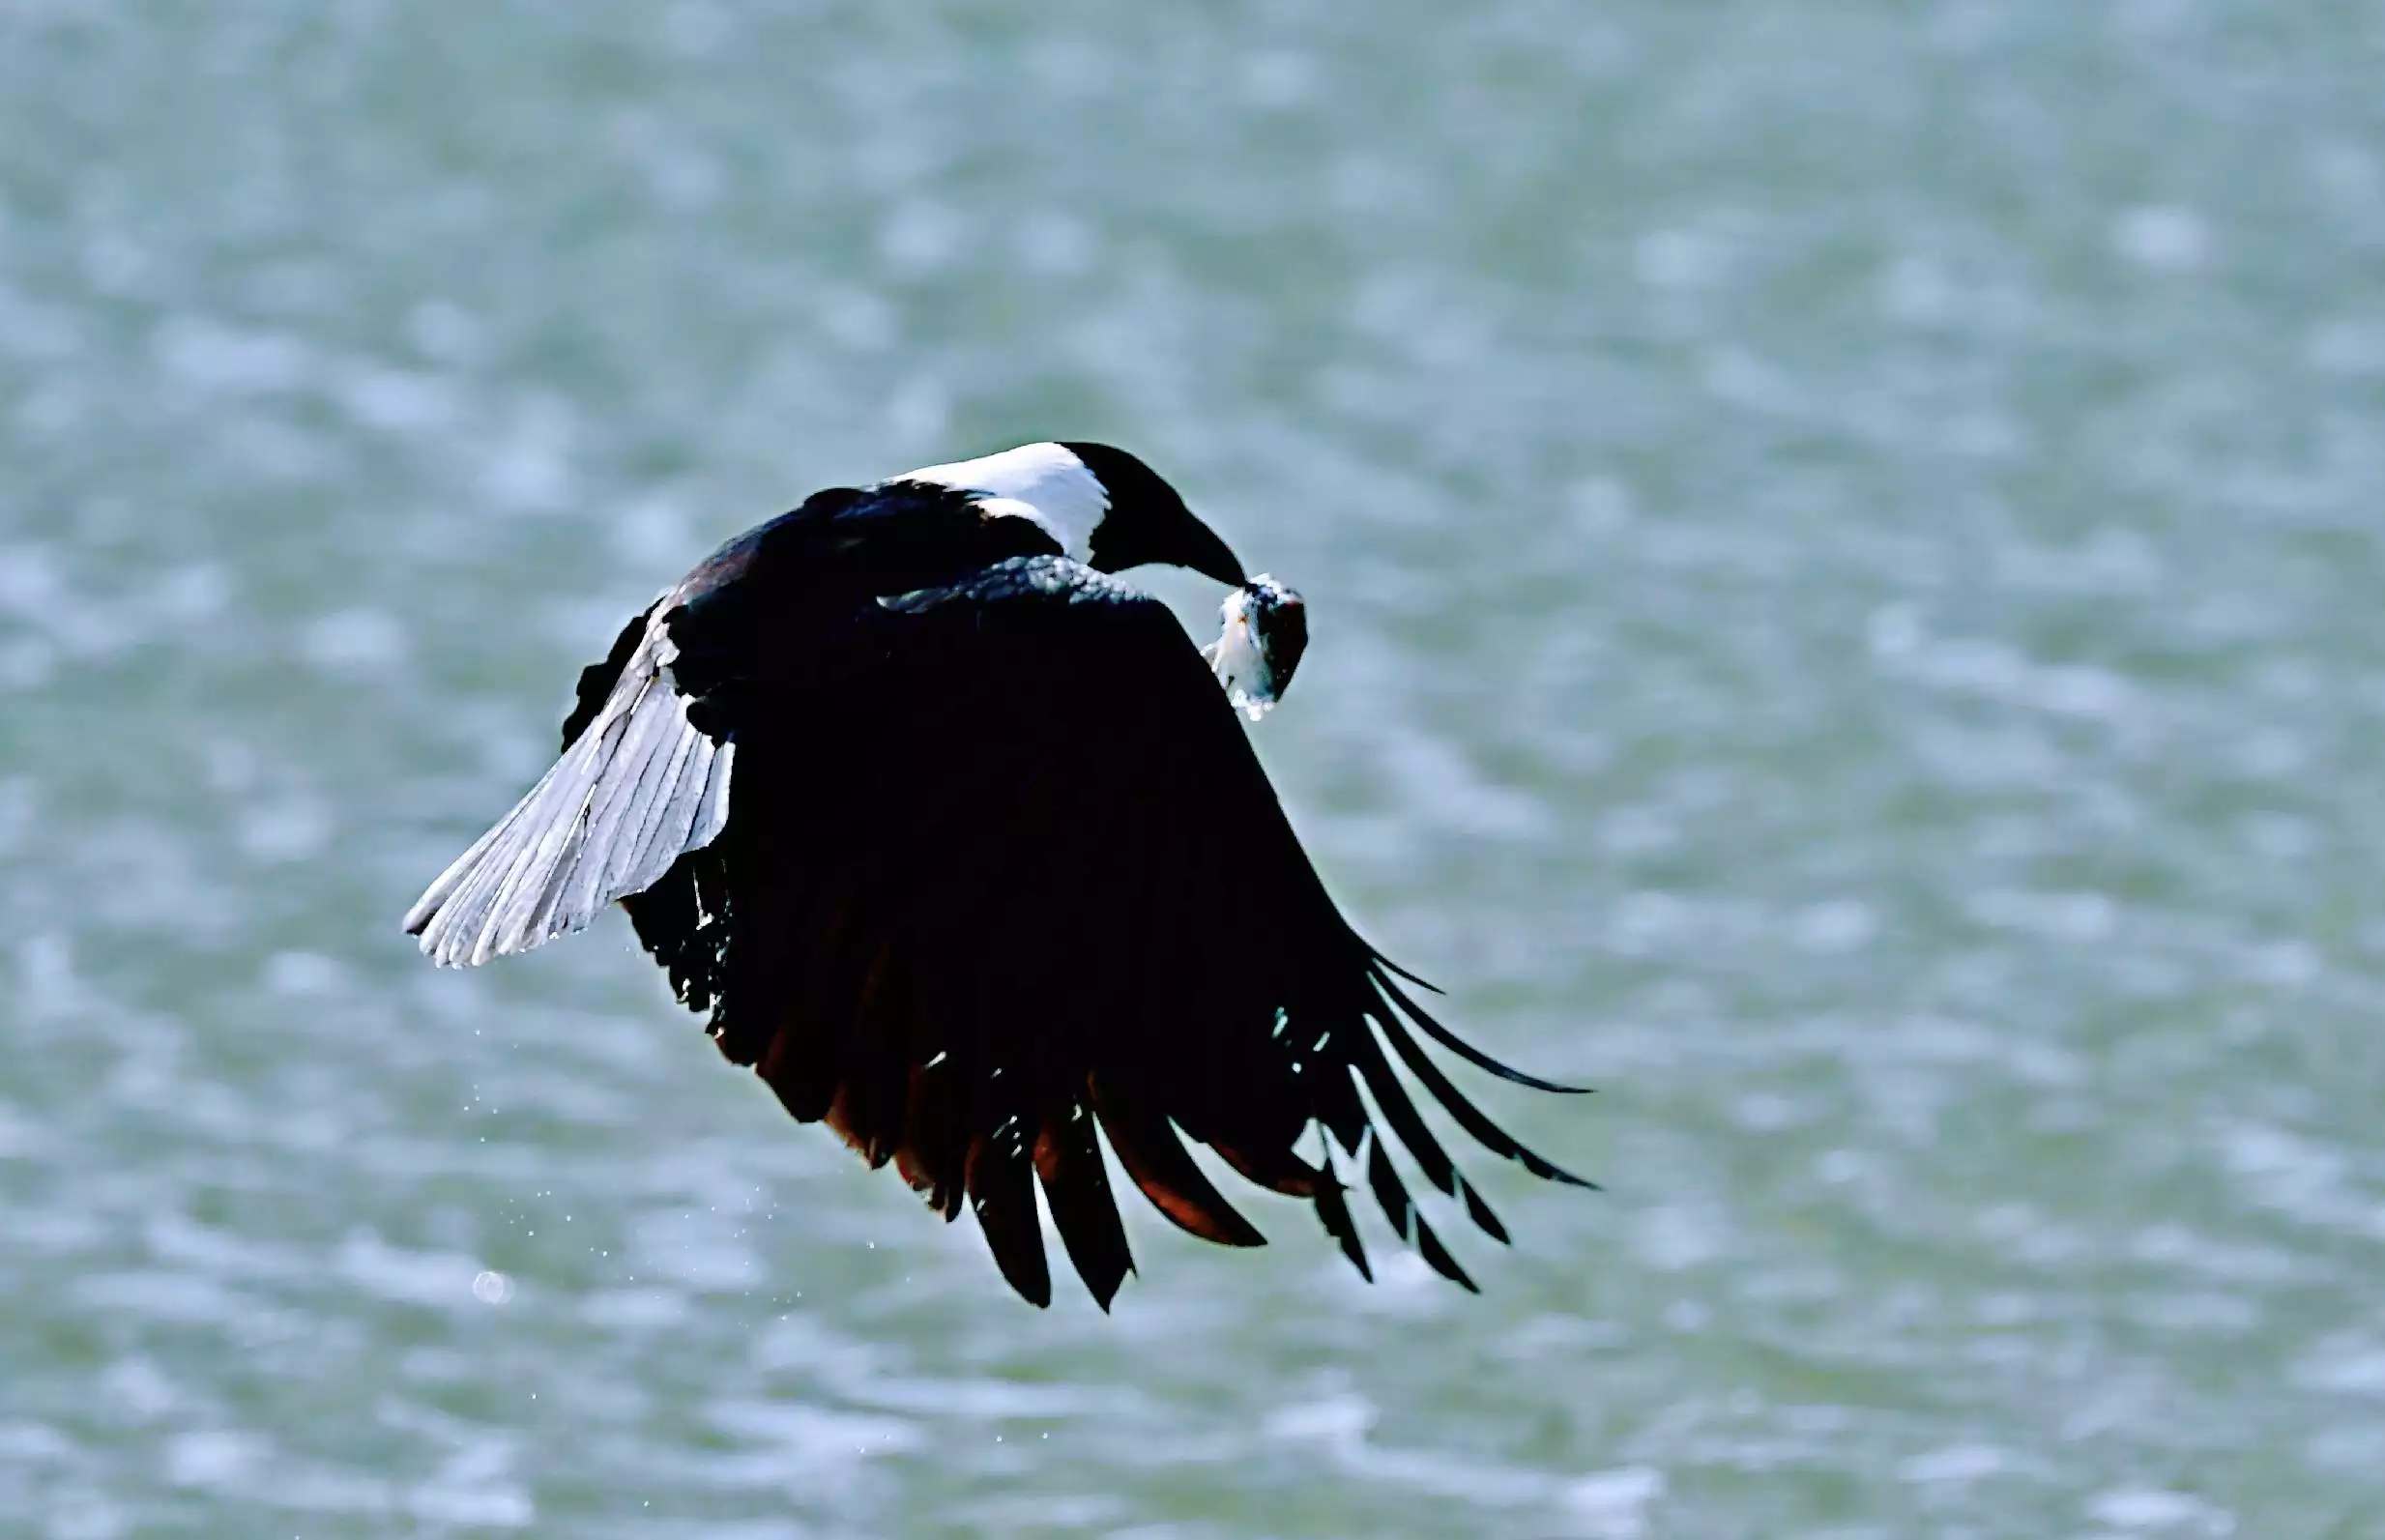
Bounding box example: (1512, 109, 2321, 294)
(403, 440, 1588, 1308)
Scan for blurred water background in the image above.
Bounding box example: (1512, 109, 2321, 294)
(6, 2, 2385, 1535)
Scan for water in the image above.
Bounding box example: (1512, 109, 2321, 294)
(5, 2, 2384, 1534)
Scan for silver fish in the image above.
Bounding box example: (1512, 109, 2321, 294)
(1202, 574, 1308, 719)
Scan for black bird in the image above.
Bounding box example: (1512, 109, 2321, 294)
(405, 441, 1587, 1307)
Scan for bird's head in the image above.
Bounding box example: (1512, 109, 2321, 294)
(895, 441, 1244, 587)
(1062, 441, 1246, 588)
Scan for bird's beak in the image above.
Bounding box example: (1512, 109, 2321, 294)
(1178, 512, 1246, 589)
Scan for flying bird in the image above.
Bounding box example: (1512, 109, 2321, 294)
(404, 441, 1587, 1307)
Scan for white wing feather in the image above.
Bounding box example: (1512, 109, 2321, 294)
(402, 607, 734, 967)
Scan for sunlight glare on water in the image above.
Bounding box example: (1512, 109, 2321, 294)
(4, 2, 2384, 1536)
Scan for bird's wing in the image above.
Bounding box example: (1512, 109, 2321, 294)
(402, 598, 735, 967)
(644, 554, 1587, 1308)
(402, 481, 1062, 969)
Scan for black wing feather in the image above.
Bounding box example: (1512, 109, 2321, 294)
(1033, 1102, 1136, 1310)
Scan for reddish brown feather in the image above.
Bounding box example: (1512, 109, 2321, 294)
(894, 1052, 967, 1220)
(822, 932, 911, 1168)
(1089, 1074, 1265, 1248)
(1210, 1140, 1325, 1198)
(754, 896, 862, 1121)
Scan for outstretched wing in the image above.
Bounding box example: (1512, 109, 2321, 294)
(402, 480, 1058, 969)
(640, 554, 1588, 1308)
(402, 597, 735, 967)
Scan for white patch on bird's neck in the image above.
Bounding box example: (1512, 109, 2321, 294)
(892, 442, 1109, 562)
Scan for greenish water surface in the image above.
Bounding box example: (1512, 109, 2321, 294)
(5, 3, 2385, 1535)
